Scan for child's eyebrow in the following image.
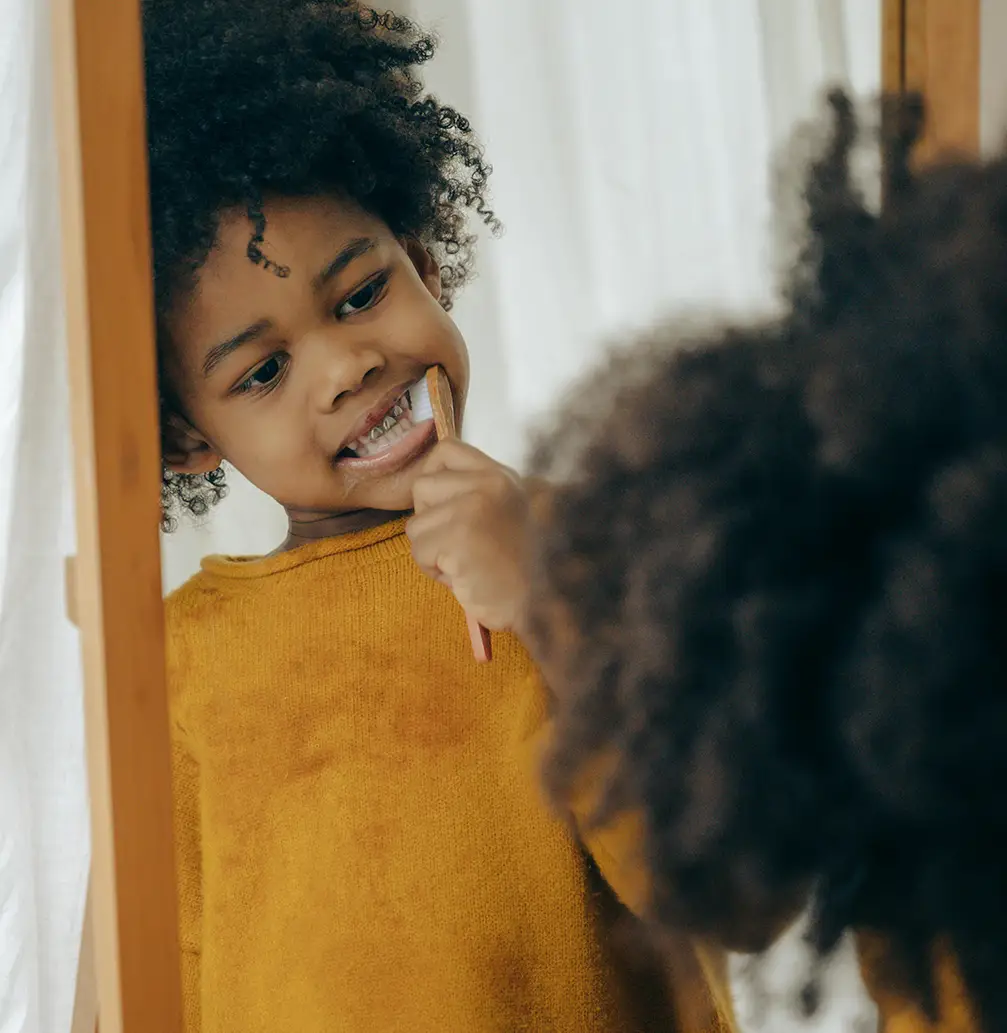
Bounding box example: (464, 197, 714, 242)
(312, 237, 378, 291)
(201, 238, 379, 378)
(202, 319, 272, 378)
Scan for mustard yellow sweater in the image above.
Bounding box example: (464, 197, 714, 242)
(164, 519, 722, 1033)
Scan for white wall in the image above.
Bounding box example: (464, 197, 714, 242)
(0, 0, 90, 1030)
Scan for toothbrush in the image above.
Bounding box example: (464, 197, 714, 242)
(410, 366, 493, 663)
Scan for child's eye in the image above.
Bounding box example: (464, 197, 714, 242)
(236, 354, 287, 395)
(336, 273, 389, 318)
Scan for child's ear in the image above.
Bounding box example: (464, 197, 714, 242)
(403, 238, 442, 301)
(162, 413, 222, 475)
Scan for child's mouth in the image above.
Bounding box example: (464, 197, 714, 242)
(338, 390, 412, 460)
(334, 386, 433, 468)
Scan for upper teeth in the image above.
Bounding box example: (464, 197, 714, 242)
(371, 405, 404, 435)
(344, 395, 413, 457)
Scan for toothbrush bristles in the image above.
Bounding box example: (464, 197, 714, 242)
(409, 377, 434, 423)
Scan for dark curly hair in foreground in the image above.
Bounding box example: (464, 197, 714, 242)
(143, 0, 495, 528)
(533, 91, 1007, 1032)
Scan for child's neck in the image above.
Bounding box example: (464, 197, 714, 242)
(273, 507, 410, 554)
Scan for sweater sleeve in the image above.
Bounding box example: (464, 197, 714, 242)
(172, 733, 202, 1033)
(518, 681, 651, 916)
(570, 765, 737, 1030)
(517, 672, 736, 1030)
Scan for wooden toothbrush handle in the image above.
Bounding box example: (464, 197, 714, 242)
(427, 366, 457, 439)
(467, 614, 493, 663)
(426, 366, 493, 663)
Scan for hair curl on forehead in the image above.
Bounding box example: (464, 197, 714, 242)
(533, 90, 1007, 1032)
(143, 0, 497, 528)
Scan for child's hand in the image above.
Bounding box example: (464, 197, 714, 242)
(407, 440, 531, 635)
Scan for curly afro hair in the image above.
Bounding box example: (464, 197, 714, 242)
(143, 0, 496, 528)
(532, 91, 1007, 1032)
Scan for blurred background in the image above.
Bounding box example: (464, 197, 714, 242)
(2, 2, 1004, 1032)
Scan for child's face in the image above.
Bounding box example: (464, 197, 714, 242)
(162, 196, 469, 521)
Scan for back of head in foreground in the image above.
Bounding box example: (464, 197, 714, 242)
(531, 92, 1007, 1033)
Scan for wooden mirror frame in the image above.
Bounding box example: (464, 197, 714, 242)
(54, 0, 182, 1030)
(884, 0, 980, 159)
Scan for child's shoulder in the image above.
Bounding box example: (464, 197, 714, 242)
(163, 567, 235, 671)
(163, 570, 223, 718)
(165, 566, 228, 623)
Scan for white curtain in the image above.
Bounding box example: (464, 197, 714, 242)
(0, 0, 90, 1030)
(419, 0, 882, 459)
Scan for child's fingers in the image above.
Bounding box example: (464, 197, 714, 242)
(406, 490, 531, 632)
(405, 505, 468, 579)
(405, 503, 459, 542)
(412, 469, 507, 514)
(420, 438, 502, 475)
(412, 442, 522, 516)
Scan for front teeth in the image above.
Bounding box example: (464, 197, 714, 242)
(371, 409, 404, 440)
(345, 394, 414, 458)
(370, 416, 394, 441)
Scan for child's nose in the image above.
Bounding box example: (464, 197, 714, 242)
(314, 342, 386, 413)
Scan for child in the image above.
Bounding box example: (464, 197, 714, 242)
(144, 1, 723, 1030)
(531, 91, 1007, 1033)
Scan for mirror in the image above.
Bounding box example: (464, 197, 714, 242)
(4, 1, 993, 1031)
